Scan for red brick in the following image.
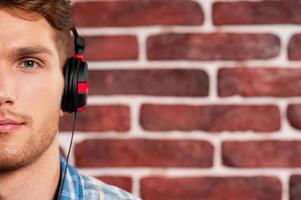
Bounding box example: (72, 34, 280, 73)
(75, 139, 213, 168)
(147, 33, 280, 60)
(287, 104, 301, 130)
(290, 175, 301, 200)
(213, 0, 301, 25)
(223, 141, 301, 168)
(74, 0, 203, 27)
(140, 104, 280, 132)
(141, 176, 281, 200)
(288, 34, 301, 60)
(96, 176, 132, 192)
(218, 67, 301, 97)
(89, 69, 209, 96)
(84, 36, 138, 61)
(59, 105, 130, 132)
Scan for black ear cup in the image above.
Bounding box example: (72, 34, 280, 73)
(61, 58, 72, 112)
(61, 27, 88, 113)
(61, 57, 88, 113)
(76, 61, 89, 110)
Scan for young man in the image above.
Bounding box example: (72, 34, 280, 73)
(0, 0, 139, 199)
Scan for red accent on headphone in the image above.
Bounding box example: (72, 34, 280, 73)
(78, 82, 89, 93)
(74, 54, 84, 61)
(77, 106, 86, 112)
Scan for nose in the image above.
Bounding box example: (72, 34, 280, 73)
(0, 68, 16, 106)
(0, 90, 15, 105)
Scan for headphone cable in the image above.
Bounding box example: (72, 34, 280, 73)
(56, 111, 78, 200)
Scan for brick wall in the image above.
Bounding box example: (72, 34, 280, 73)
(59, 0, 301, 199)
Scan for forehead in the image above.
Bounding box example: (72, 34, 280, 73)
(0, 8, 58, 58)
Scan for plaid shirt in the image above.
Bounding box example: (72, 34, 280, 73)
(59, 156, 140, 200)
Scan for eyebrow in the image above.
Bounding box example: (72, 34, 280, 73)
(9, 46, 54, 58)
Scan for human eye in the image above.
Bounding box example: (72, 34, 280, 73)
(18, 58, 43, 71)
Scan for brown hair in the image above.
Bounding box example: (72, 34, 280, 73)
(0, 0, 73, 64)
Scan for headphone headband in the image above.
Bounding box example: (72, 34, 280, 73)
(72, 26, 85, 54)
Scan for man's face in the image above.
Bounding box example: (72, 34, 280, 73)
(0, 8, 64, 171)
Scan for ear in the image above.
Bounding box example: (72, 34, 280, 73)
(60, 109, 64, 117)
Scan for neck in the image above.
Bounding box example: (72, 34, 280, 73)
(0, 136, 61, 200)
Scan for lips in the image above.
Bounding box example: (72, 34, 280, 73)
(0, 119, 25, 133)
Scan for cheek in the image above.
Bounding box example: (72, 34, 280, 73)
(16, 71, 64, 119)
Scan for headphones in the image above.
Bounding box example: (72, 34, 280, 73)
(57, 28, 89, 199)
(61, 27, 89, 113)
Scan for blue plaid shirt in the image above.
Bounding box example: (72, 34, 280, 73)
(59, 156, 140, 200)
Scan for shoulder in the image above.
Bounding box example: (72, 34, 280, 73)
(80, 173, 141, 200)
(59, 156, 140, 200)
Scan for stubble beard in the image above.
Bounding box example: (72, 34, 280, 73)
(0, 116, 58, 173)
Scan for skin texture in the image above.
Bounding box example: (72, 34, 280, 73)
(0, 8, 64, 200)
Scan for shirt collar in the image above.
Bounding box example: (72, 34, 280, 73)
(58, 155, 85, 200)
